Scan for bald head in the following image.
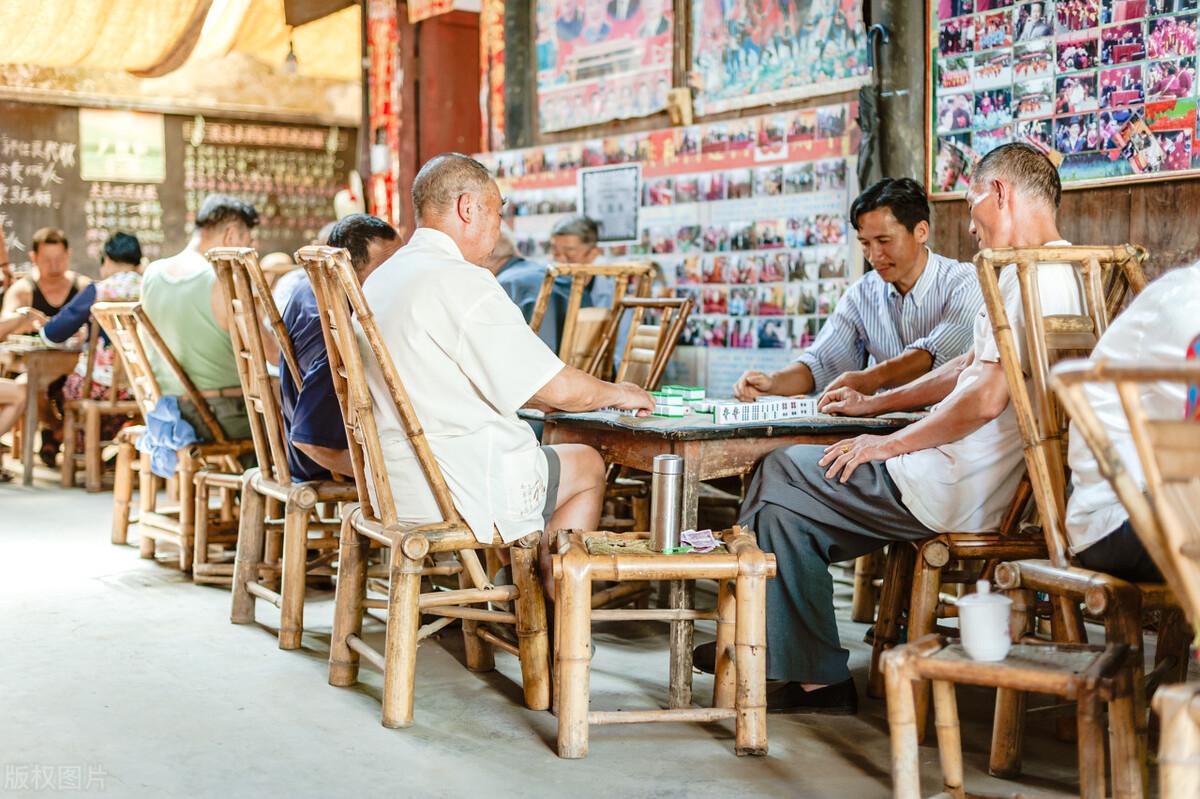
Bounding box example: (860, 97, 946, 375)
(412, 153, 495, 225)
(411, 153, 503, 265)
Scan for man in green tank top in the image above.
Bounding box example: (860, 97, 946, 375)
(140, 195, 278, 441)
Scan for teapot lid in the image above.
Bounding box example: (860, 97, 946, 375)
(957, 579, 1012, 607)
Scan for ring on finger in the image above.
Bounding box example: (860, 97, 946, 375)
(840, 445, 850, 454)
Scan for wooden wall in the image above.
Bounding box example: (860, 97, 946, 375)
(931, 179, 1200, 280)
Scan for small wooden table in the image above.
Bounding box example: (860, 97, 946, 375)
(537, 407, 922, 707)
(0, 341, 82, 486)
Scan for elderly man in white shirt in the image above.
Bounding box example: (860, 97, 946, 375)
(1065, 263, 1200, 582)
(694, 143, 1084, 715)
(360, 153, 654, 587)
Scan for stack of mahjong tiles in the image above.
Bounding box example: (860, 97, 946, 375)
(649, 391, 686, 417)
(658, 385, 709, 415)
(710, 395, 819, 425)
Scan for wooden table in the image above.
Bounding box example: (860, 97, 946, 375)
(0, 342, 82, 486)
(538, 408, 922, 707)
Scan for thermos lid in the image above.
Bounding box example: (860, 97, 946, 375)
(958, 579, 1012, 607)
(652, 454, 683, 475)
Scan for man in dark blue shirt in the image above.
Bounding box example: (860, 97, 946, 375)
(279, 214, 400, 481)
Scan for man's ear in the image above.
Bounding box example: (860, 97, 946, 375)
(456, 193, 474, 225)
(912, 220, 930, 246)
(992, 178, 1008, 210)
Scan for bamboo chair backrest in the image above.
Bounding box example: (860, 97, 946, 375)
(295, 245, 466, 531)
(529, 263, 654, 374)
(975, 244, 1148, 568)
(207, 247, 301, 486)
(587, 296, 694, 390)
(1052, 359, 1200, 631)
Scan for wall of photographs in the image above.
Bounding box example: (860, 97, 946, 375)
(479, 100, 861, 391)
(931, 0, 1200, 195)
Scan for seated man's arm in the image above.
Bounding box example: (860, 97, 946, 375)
(531, 365, 655, 415)
(820, 350, 974, 415)
(0, 280, 32, 316)
(824, 348, 934, 398)
(820, 358, 1010, 483)
(294, 442, 353, 477)
(0, 307, 47, 338)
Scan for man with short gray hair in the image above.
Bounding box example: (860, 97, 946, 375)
(694, 143, 1085, 713)
(360, 153, 653, 583)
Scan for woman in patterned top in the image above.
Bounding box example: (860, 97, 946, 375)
(41, 233, 143, 445)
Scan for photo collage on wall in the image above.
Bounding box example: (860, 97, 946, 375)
(477, 101, 860, 354)
(932, 0, 1200, 193)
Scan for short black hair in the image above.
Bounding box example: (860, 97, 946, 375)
(195, 194, 260, 230)
(849, 178, 931, 232)
(327, 214, 399, 272)
(103, 232, 142, 266)
(550, 215, 599, 246)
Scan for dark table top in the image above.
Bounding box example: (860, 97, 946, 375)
(525, 408, 923, 442)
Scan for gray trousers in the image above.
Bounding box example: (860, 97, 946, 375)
(738, 445, 934, 685)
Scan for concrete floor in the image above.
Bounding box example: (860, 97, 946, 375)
(2, 459, 1158, 798)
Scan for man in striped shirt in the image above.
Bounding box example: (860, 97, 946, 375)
(734, 177, 982, 405)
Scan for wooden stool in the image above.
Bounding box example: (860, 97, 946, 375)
(883, 634, 1142, 799)
(551, 526, 776, 759)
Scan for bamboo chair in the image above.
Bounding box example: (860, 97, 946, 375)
(296, 245, 550, 729)
(207, 247, 358, 649)
(884, 635, 1140, 799)
(1052, 359, 1200, 799)
(553, 527, 776, 758)
(528, 263, 654, 375)
(868, 245, 1149, 750)
(93, 302, 253, 575)
(60, 320, 139, 491)
(975, 245, 1188, 788)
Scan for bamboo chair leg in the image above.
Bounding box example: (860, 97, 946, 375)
(177, 455, 197, 572)
(883, 653, 922, 799)
(908, 539, 949, 741)
(262, 509, 283, 593)
(511, 536, 551, 711)
(460, 561, 496, 673)
(851, 551, 883, 623)
(556, 548, 592, 759)
(60, 406, 76, 488)
(329, 514, 368, 688)
(278, 502, 310, 650)
(192, 474, 210, 575)
(713, 577, 737, 709)
(1077, 688, 1108, 799)
(1109, 670, 1144, 799)
(632, 495, 650, 532)
(230, 475, 266, 625)
(166, 473, 178, 503)
(990, 588, 1036, 778)
(381, 546, 423, 729)
(932, 680, 966, 799)
(84, 404, 102, 492)
(734, 559, 768, 757)
(868, 544, 916, 699)
(138, 452, 157, 559)
(111, 439, 136, 545)
(1106, 604, 1150, 798)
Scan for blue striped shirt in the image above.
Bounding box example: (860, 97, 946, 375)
(797, 249, 982, 391)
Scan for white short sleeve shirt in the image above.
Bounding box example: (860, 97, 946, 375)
(359, 228, 566, 543)
(1064, 265, 1200, 553)
(887, 243, 1084, 533)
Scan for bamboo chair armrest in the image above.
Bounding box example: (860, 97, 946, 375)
(194, 469, 246, 489)
(191, 440, 255, 458)
(994, 559, 1148, 618)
